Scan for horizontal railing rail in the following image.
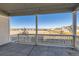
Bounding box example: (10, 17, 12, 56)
(10, 34, 79, 47)
(16, 34, 79, 36)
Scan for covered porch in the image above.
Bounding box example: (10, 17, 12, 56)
(0, 43, 79, 56)
(0, 3, 79, 56)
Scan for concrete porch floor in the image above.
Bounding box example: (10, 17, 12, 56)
(0, 43, 79, 56)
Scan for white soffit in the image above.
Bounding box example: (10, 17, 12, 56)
(0, 3, 78, 16)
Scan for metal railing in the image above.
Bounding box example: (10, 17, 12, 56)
(10, 34, 79, 47)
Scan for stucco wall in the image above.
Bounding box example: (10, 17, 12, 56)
(0, 11, 10, 45)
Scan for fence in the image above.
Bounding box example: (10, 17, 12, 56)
(10, 34, 79, 47)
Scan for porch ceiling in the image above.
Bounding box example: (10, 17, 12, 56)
(0, 3, 79, 16)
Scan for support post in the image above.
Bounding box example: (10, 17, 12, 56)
(72, 10, 77, 48)
(35, 15, 38, 45)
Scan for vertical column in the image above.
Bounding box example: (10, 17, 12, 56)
(72, 10, 77, 48)
(35, 15, 38, 45)
(0, 11, 10, 45)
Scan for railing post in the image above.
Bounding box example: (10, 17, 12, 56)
(72, 10, 77, 48)
(35, 15, 38, 45)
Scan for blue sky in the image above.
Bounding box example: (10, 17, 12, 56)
(10, 12, 79, 29)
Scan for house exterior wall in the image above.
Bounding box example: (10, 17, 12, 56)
(0, 11, 10, 45)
